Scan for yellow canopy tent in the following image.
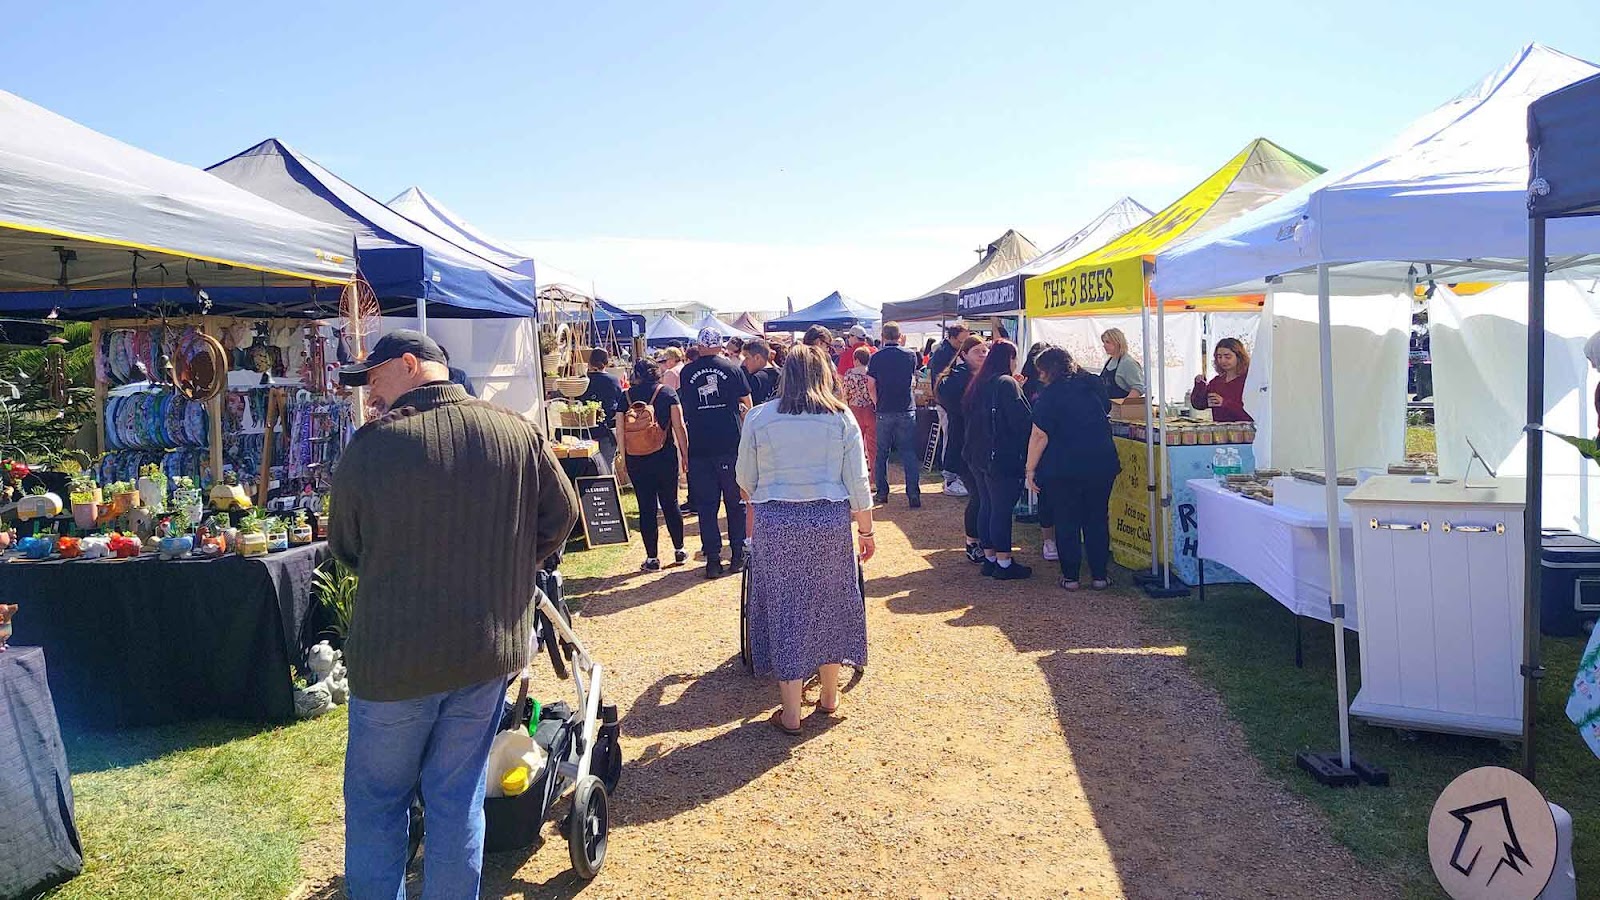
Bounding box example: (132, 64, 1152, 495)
(1023, 138, 1326, 590)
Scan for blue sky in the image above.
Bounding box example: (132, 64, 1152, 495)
(4, 2, 1596, 309)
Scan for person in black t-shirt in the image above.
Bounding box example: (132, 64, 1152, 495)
(578, 348, 626, 476)
(680, 327, 752, 578)
(625, 357, 690, 571)
(865, 321, 922, 507)
(741, 339, 781, 406)
(1025, 346, 1118, 591)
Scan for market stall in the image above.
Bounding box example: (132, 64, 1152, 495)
(960, 199, 1152, 322)
(1024, 138, 1324, 589)
(1529, 64, 1600, 763)
(762, 291, 880, 335)
(1156, 43, 1600, 777)
(882, 229, 1040, 323)
(646, 313, 699, 348)
(0, 88, 359, 797)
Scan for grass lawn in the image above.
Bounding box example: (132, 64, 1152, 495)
(43, 489, 640, 898)
(1406, 424, 1436, 458)
(51, 712, 348, 899)
(1145, 585, 1595, 898)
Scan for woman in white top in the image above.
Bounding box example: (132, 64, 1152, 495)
(736, 345, 875, 735)
(659, 345, 685, 391)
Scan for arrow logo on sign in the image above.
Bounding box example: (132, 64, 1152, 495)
(1448, 797, 1533, 885)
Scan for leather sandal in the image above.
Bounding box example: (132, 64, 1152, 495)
(1059, 576, 1080, 592)
(768, 710, 802, 736)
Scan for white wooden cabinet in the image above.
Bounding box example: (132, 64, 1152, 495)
(1344, 476, 1525, 738)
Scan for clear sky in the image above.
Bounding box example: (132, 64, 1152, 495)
(4, 2, 1596, 310)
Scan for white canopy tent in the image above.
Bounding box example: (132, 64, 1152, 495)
(0, 88, 355, 306)
(1152, 43, 1600, 778)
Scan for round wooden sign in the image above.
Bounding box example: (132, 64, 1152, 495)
(1428, 766, 1556, 900)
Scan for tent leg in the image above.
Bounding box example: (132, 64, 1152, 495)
(417, 297, 429, 339)
(1143, 299, 1187, 599)
(1141, 304, 1158, 579)
(1523, 217, 1548, 781)
(1294, 263, 1387, 789)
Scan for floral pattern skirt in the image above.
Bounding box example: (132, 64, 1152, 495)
(748, 499, 867, 681)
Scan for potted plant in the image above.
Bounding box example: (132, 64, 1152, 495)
(197, 515, 228, 556)
(56, 535, 82, 559)
(540, 329, 563, 376)
(68, 474, 101, 529)
(290, 509, 314, 546)
(264, 516, 289, 552)
(137, 463, 168, 513)
(18, 534, 55, 560)
(105, 480, 140, 519)
(312, 558, 358, 647)
(157, 511, 194, 560)
(209, 471, 252, 511)
(236, 510, 269, 557)
(107, 532, 141, 559)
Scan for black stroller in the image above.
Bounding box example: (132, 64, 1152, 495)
(409, 570, 621, 880)
(739, 552, 867, 693)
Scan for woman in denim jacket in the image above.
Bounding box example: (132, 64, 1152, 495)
(736, 345, 876, 735)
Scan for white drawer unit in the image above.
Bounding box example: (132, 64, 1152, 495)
(1344, 476, 1525, 738)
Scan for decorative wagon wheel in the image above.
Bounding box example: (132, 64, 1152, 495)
(173, 332, 228, 402)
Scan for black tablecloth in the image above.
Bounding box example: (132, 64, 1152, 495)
(0, 647, 82, 897)
(0, 542, 330, 729)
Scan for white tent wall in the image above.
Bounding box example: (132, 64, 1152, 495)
(1029, 314, 1201, 404)
(1245, 289, 1409, 471)
(378, 316, 543, 416)
(1432, 279, 1600, 534)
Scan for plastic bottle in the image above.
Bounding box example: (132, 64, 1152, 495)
(1213, 447, 1228, 482)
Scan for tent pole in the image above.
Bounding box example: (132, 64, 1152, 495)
(1317, 263, 1353, 770)
(1522, 216, 1548, 781)
(1141, 302, 1158, 577)
(1158, 297, 1171, 590)
(417, 296, 429, 339)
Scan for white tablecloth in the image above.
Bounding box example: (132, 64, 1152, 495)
(1190, 480, 1359, 630)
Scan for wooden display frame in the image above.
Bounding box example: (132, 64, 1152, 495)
(92, 314, 319, 486)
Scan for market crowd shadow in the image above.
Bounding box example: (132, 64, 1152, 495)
(63, 717, 280, 775)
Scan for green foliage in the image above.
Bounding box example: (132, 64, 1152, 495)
(312, 558, 358, 640)
(1550, 429, 1600, 465)
(0, 321, 95, 463)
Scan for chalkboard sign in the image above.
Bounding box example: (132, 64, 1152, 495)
(576, 476, 630, 548)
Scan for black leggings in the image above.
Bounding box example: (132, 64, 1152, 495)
(968, 466, 1022, 555)
(628, 451, 684, 559)
(957, 465, 981, 541)
(1044, 474, 1116, 581)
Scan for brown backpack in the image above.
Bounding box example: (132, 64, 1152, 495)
(622, 386, 669, 456)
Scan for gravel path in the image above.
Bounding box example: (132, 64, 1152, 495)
(296, 483, 1392, 899)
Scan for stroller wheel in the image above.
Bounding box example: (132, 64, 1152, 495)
(567, 775, 609, 879)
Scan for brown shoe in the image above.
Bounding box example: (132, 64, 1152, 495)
(768, 710, 801, 736)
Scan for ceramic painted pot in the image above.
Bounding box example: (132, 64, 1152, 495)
(238, 532, 269, 557)
(56, 536, 81, 559)
(108, 535, 141, 558)
(79, 536, 111, 559)
(137, 476, 167, 512)
(290, 525, 313, 546)
(71, 501, 99, 531)
(266, 530, 289, 552)
(19, 536, 54, 559)
(158, 535, 194, 560)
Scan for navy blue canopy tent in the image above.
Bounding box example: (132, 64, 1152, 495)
(594, 300, 646, 340)
(762, 291, 879, 333)
(208, 140, 536, 319)
(1529, 72, 1600, 219)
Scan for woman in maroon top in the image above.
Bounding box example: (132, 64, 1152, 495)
(1190, 337, 1253, 423)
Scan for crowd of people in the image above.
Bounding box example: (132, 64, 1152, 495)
(326, 321, 1258, 894)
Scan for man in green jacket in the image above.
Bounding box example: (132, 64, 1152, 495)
(331, 330, 578, 899)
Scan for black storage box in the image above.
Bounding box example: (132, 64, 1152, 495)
(1541, 529, 1600, 637)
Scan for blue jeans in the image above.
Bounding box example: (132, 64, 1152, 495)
(345, 676, 507, 900)
(873, 411, 921, 501)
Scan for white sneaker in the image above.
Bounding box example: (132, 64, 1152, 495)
(944, 477, 969, 498)
(1042, 539, 1059, 561)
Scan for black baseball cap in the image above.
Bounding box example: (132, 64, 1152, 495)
(338, 329, 448, 386)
